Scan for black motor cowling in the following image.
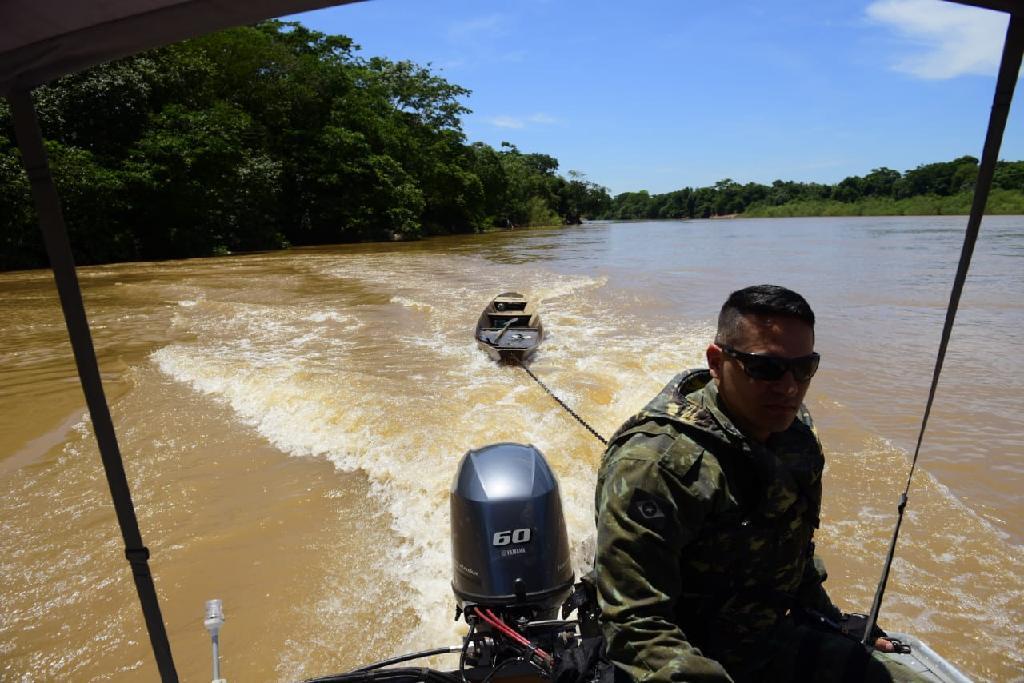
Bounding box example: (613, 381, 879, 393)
(450, 443, 573, 619)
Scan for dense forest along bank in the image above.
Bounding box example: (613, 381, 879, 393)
(4, 19, 1024, 272)
(1, 216, 1021, 682)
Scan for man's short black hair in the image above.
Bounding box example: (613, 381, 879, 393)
(716, 284, 815, 345)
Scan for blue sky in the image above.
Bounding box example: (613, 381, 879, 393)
(289, 0, 1021, 195)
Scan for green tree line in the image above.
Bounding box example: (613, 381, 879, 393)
(0, 21, 612, 270)
(601, 156, 1024, 220)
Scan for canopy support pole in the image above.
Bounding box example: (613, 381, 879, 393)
(862, 9, 1024, 649)
(7, 88, 179, 683)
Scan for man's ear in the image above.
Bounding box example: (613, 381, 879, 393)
(707, 343, 723, 380)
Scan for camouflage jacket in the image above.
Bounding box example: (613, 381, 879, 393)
(594, 369, 842, 682)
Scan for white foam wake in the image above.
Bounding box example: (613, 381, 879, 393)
(151, 257, 716, 655)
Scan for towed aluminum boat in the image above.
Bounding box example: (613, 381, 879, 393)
(475, 292, 543, 362)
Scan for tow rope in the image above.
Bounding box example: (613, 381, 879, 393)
(862, 10, 1024, 649)
(511, 358, 608, 446)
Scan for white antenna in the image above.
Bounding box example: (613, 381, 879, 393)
(204, 599, 226, 683)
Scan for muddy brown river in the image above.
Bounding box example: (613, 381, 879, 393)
(1, 216, 1021, 681)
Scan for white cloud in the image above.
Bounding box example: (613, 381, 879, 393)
(448, 15, 505, 41)
(489, 116, 525, 129)
(528, 113, 557, 124)
(866, 0, 1009, 79)
(486, 113, 558, 129)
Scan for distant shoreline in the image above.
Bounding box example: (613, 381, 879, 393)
(595, 189, 1024, 221)
(587, 212, 1023, 223)
(4, 215, 1021, 275)
(598, 170, 1024, 222)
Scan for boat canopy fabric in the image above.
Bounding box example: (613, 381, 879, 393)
(0, 0, 362, 97)
(954, 0, 1022, 13)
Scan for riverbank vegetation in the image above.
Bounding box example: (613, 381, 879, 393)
(601, 156, 1024, 220)
(0, 22, 612, 270)
(3, 22, 1022, 272)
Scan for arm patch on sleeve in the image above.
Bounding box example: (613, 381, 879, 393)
(627, 489, 671, 531)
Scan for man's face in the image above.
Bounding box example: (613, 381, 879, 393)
(706, 313, 815, 442)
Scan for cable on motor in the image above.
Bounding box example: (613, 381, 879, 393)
(303, 667, 461, 683)
(459, 620, 476, 682)
(474, 607, 553, 668)
(350, 647, 463, 673)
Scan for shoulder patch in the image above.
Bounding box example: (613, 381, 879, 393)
(627, 489, 671, 531)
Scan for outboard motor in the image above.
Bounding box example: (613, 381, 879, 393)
(450, 443, 573, 621)
(307, 443, 595, 682)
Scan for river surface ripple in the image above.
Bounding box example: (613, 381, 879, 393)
(1, 216, 1021, 682)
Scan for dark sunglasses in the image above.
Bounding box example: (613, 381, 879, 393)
(719, 344, 820, 383)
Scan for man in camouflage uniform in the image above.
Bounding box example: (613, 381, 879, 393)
(594, 285, 924, 682)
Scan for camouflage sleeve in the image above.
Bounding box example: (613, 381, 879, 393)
(796, 553, 843, 622)
(594, 433, 734, 683)
(791, 423, 843, 622)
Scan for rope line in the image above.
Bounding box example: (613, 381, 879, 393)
(861, 11, 1024, 649)
(512, 358, 608, 446)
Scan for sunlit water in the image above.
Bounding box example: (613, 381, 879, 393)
(1, 216, 1021, 682)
